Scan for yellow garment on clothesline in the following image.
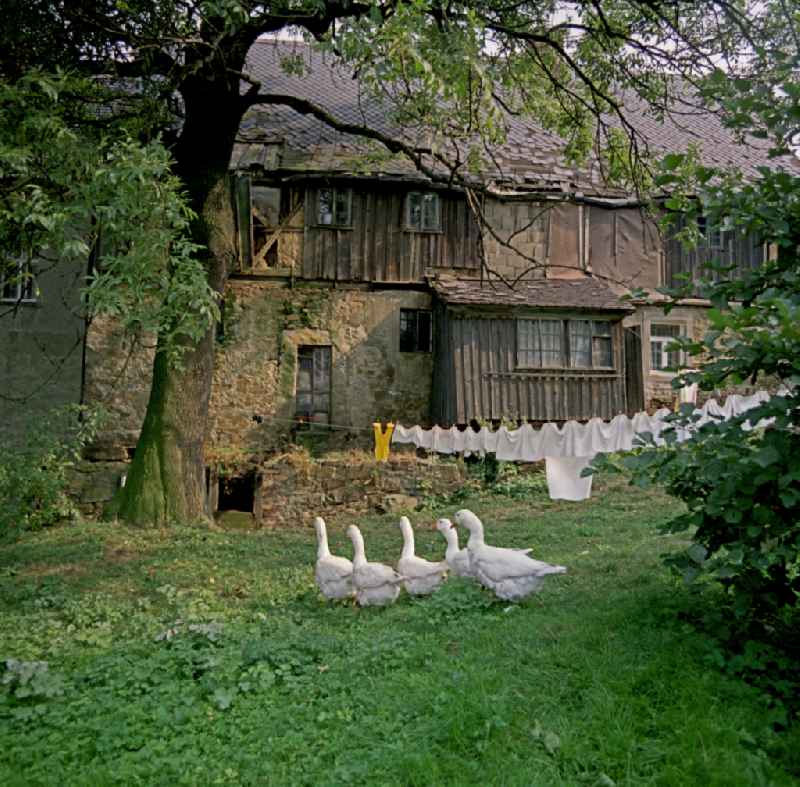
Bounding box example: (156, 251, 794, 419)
(372, 422, 395, 462)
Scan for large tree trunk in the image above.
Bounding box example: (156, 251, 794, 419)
(110, 52, 247, 526)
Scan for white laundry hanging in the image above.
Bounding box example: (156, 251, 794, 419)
(545, 456, 594, 501)
(391, 391, 778, 501)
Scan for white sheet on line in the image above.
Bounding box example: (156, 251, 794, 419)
(545, 456, 594, 501)
(391, 390, 780, 501)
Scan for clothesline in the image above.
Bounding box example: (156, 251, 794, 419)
(391, 391, 777, 501)
(391, 390, 774, 461)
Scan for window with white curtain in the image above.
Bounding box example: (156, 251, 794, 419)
(517, 318, 614, 369)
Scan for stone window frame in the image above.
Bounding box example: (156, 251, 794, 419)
(295, 344, 332, 424)
(649, 322, 686, 374)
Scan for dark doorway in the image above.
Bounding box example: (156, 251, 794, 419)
(624, 326, 645, 415)
(217, 472, 255, 513)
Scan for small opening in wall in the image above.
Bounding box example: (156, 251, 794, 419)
(217, 471, 255, 513)
(126, 446, 136, 460)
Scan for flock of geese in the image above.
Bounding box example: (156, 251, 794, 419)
(313, 509, 567, 606)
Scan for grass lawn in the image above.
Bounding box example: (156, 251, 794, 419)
(1, 474, 798, 786)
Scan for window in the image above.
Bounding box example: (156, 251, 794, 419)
(400, 309, 432, 352)
(698, 215, 728, 249)
(0, 260, 36, 303)
(318, 187, 352, 227)
(650, 324, 684, 372)
(296, 346, 331, 423)
(517, 318, 614, 369)
(235, 177, 305, 270)
(406, 192, 441, 231)
(517, 319, 563, 368)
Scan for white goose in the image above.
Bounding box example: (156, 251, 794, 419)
(454, 509, 567, 601)
(347, 525, 405, 606)
(313, 517, 354, 601)
(435, 518, 475, 578)
(397, 516, 448, 595)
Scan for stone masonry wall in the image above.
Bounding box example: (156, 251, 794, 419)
(82, 280, 436, 464)
(207, 281, 435, 464)
(254, 452, 465, 528)
(70, 450, 466, 525)
(624, 304, 708, 408)
(83, 317, 156, 460)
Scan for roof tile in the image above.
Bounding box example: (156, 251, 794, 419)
(433, 277, 635, 312)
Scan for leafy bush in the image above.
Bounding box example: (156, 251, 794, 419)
(622, 61, 800, 635)
(623, 400, 800, 622)
(0, 405, 103, 537)
(490, 463, 548, 499)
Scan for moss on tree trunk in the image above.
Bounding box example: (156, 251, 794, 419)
(109, 68, 243, 525)
(110, 343, 211, 525)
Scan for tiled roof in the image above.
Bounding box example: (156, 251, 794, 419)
(617, 90, 799, 181)
(235, 40, 800, 192)
(433, 277, 635, 312)
(237, 40, 604, 191)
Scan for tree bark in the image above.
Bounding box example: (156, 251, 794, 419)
(109, 48, 247, 526)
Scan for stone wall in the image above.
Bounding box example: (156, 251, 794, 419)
(254, 452, 465, 528)
(623, 304, 708, 407)
(83, 317, 156, 460)
(208, 280, 435, 462)
(69, 449, 467, 526)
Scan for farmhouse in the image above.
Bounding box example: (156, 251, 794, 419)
(2, 40, 798, 479)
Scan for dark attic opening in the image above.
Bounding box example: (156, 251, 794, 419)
(217, 471, 255, 513)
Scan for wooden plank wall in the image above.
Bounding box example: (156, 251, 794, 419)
(664, 217, 764, 292)
(301, 185, 481, 282)
(433, 314, 627, 424)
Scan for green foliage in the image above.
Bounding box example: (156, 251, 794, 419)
(627, 12, 800, 629)
(0, 406, 104, 539)
(0, 71, 218, 365)
(623, 407, 800, 620)
(490, 462, 548, 499)
(1, 480, 799, 783)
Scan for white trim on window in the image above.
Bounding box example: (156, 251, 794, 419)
(0, 260, 37, 304)
(649, 323, 685, 373)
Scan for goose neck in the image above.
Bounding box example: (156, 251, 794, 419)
(400, 520, 415, 559)
(444, 529, 459, 558)
(315, 522, 331, 559)
(466, 528, 485, 549)
(350, 530, 366, 567)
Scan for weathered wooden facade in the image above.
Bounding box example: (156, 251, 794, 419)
(234, 177, 482, 283)
(663, 214, 766, 291)
(431, 278, 633, 424)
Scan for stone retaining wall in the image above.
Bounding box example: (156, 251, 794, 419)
(254, 454, 465, 528)
(69, 450, 467, 526)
